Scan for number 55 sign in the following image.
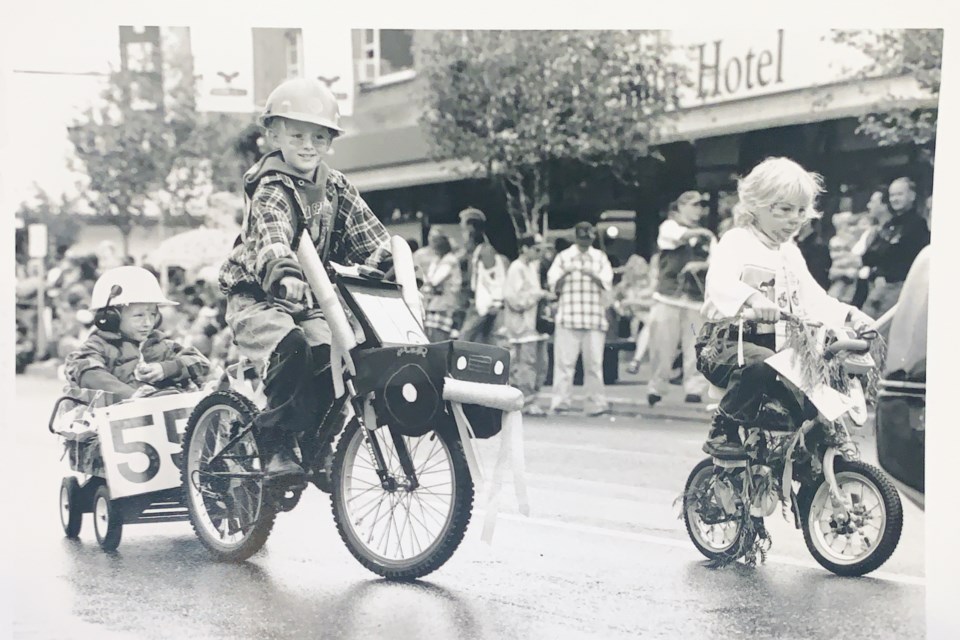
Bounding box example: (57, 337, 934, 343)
(97, 392, 206, 499)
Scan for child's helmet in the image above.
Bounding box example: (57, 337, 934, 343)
(90, 266, 177, 310)
(259, 77, 344, 135)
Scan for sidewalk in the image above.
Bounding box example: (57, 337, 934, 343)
(533, 359, 713, 424)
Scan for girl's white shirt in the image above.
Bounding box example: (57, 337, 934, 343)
(702, 226, 853, 349)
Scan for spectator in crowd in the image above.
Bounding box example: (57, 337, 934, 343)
(457, 207, 508, 344)
(849, 188, 893, 308)
(860, 177, 930, 319)
(795, 216, 832, 289)
(826, 209, 868, 304)
(647, 191, 714, 407)
(502, 233, 553, 416)
(421, 233, 462, 342)
(413, 226, 443, 278)
(616, 254, 656, 375)
(547, 222, 613, 417)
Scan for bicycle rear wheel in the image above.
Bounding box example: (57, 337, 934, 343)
(682, 458, 755, 563)
(331, 420, 473, 580)
(182, 391, 276, 562)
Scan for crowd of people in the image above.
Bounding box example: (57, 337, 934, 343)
(15, 240, 238, 377)
(409, 171, 931, 417)
(17, 171, 931, 422)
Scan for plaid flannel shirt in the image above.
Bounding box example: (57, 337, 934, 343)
(64, 329, 210, 389)
(219, 163, 391, 296)
(547, 245, 614, 331)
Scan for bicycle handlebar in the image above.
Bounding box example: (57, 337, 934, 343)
(739, 308, 822, 327)
(738, 309, 872, 354)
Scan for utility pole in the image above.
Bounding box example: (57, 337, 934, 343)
(27, 223, 49, 358)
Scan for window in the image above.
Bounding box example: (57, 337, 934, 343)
(118, 26, 163, 112)
(252, 28, 303, 106)
(284, 29, 303, 79)
(359, 29, 415, 84)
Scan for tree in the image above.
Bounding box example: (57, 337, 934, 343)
(68, 49, 248, 256)
(833, 29, 942, 163)
(15, 189, 83, 262)
(418, 30, 686, 235)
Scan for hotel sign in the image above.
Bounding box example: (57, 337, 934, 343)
(668, 29, 878, 108)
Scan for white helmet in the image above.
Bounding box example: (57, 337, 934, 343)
(90, 266, 177, 310)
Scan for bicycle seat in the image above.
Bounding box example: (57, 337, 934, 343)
(703, 440, 748, 461)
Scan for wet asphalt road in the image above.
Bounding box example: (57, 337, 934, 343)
(11, 371, 926, 639)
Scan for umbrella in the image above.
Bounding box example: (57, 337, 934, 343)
(146, 227, 238, 271)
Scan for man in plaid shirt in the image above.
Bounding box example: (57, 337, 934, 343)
(546, 222, 613, 416)
(218, 78, 392, 480)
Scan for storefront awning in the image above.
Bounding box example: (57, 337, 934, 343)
(665, 75, 937, 142)
(343, 158, 481, 192)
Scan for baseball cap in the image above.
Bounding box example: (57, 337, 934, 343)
(574, 222, 596, 240)
(675, 190, 707, 207)
(458, 207, 486, 224)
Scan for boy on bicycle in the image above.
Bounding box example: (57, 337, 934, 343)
(218, 77, 392, 481)
(696, 157, 874, 452)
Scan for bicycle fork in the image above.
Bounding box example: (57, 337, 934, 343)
(351, 385, 419, 492)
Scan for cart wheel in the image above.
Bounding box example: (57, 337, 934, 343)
(59, 477, 83, 539)
(92, 485, 123, 552)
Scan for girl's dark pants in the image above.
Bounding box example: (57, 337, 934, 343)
(696, 323, 805, 426)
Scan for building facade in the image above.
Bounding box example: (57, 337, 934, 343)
(10, 26, 938, 259)
(328, 29, 938, 257)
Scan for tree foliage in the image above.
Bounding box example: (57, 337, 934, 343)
(68, 50, 247, 255)
(833, 29, 942, 160)
(15, 190, 83, 261)
(417, 30, 686, 235)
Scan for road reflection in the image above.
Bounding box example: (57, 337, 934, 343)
(59, 536, 485, 639)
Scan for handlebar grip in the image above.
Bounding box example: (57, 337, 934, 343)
(739, 308, 777, 324)
(827, 337, 871, 354)
(357, 265, 386, 280)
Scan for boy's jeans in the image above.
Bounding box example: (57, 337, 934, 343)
(226, 293, 333, 433)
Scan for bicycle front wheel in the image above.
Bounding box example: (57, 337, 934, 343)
(331, 420, 473, 580)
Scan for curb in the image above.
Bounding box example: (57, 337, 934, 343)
(534, 389, 711, 424)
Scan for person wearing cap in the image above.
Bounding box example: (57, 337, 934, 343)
(646, 190, 715, 407)
(502, 233, 554, 416)
(218, 77, 393, 480)
(63, 266, 210, 401)
(546, 221, 614, 416)
(457, 207, 508, 344)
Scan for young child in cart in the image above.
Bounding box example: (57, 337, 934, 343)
(62, 266, 211, 433)
(695, 157, 874, 452)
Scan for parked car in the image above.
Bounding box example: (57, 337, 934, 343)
(874, 246, 928, 510)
